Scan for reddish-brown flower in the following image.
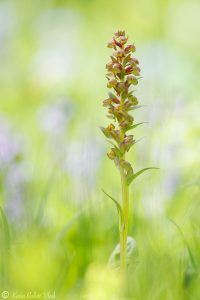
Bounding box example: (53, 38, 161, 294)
(101, 30, 141, 176)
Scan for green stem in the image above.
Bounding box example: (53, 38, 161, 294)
(119, 74, 129, 276)
(119, 163, 129, 275)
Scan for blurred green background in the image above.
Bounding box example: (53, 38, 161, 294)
(0, 0, 199, 299)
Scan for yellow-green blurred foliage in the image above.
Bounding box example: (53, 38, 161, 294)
(0, 0, 199, 299)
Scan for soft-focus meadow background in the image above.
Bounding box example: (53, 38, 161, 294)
(0, 0, 200, 299)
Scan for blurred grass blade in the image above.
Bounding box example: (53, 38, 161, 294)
(0, 207, 11, 251)
(169, 218, 197, 269)
(52, 210, 85, 248)
(127, 167, 159, 186)
(101, 189, 124, 225)
(33, 168, 57, 226)
(0, 207, 10, 289)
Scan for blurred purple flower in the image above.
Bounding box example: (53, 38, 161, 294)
(4, 162, 27, 189)
(65, 138, 103, 180)
(0, 115, 27, 222)
(37, 97, 73, 136)
(162, 171, 180, 198)
(4, 163, 29, 222)
(64, 137, 103, 201)
(4, 191, 23, 221)
(0, 116, 23, 168)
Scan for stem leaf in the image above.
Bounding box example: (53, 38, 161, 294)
(127, 167, 159, 186)
(101, 189, 124, 224)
